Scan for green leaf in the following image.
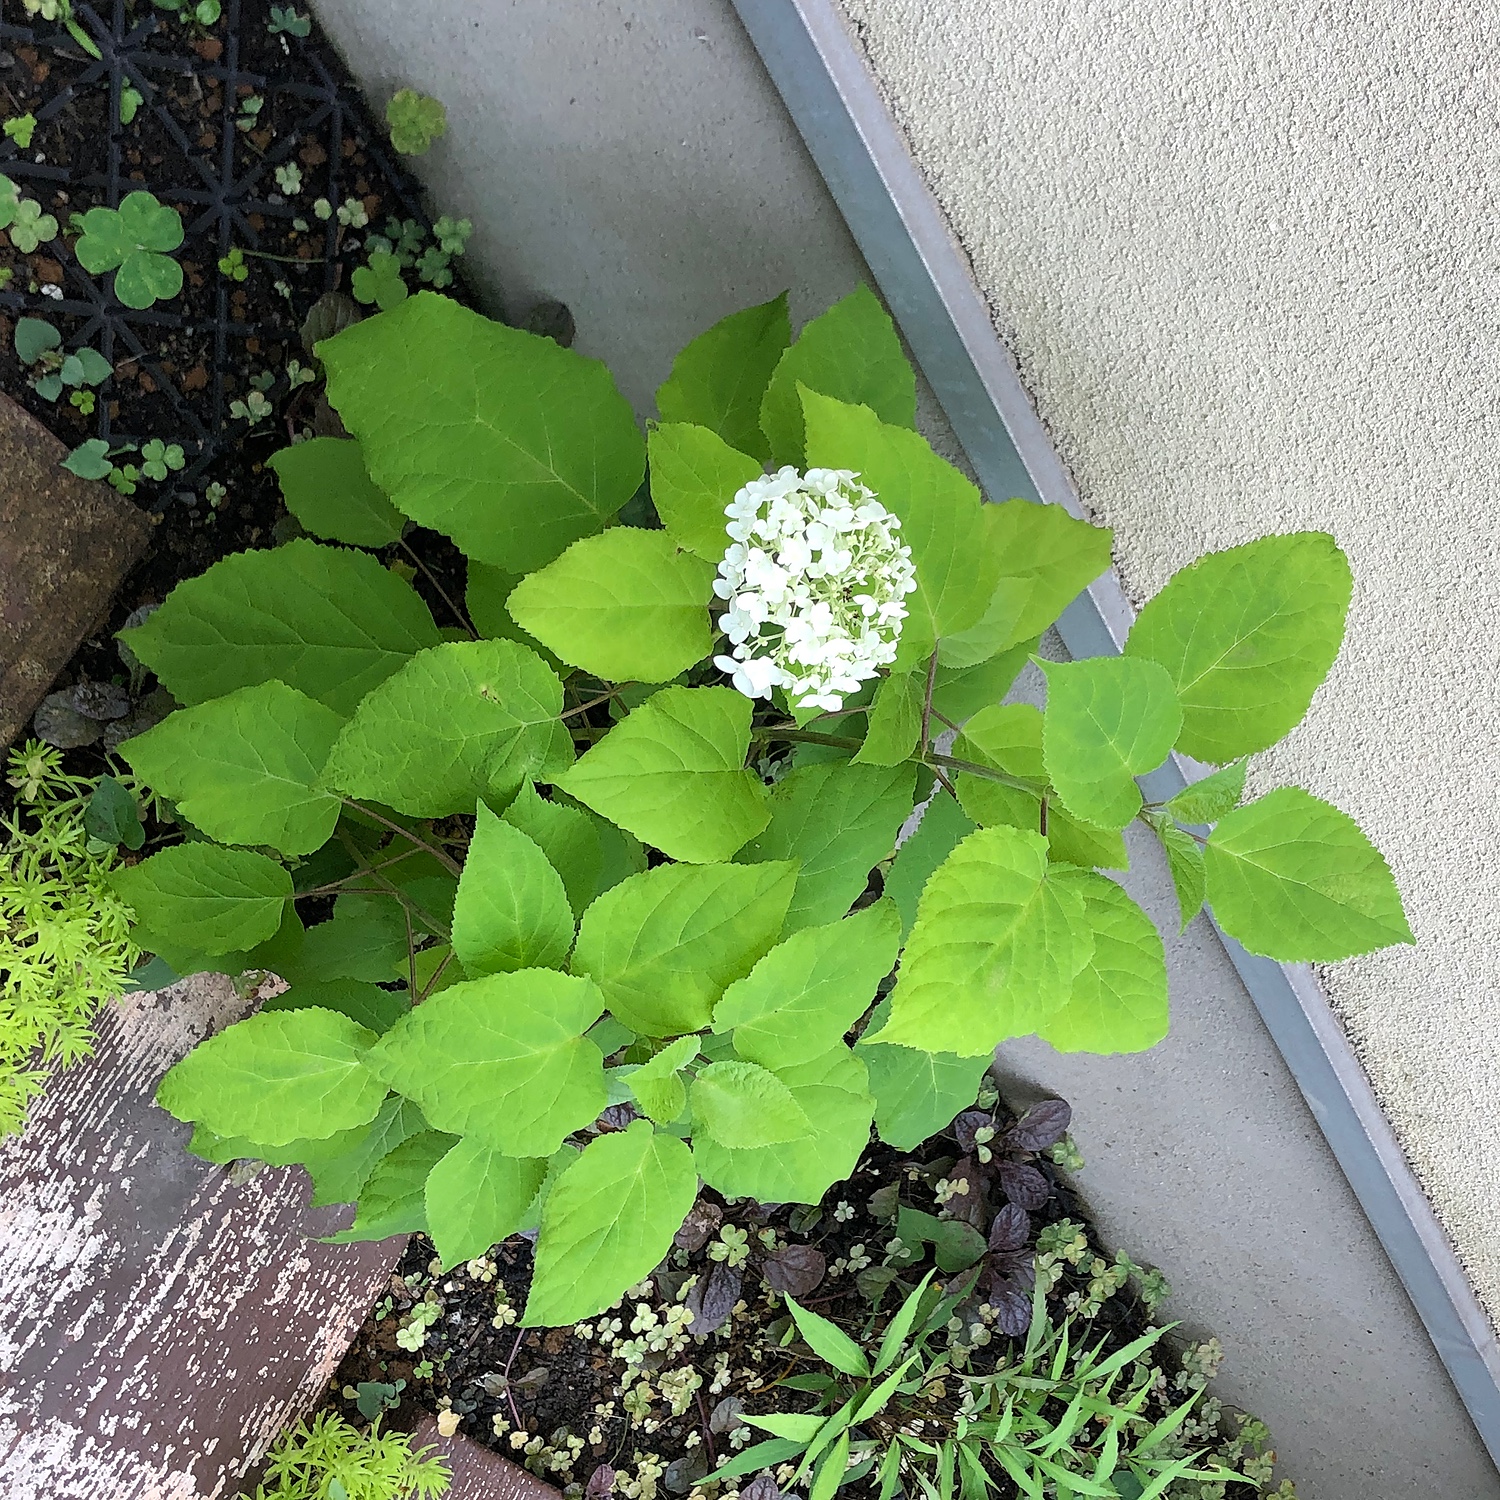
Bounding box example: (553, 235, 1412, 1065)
(268, 437, 405, 547)
(707, 1440, 809, 1483)
(739, 760, 915, 933)
(506, 529, 714, 682)
(118, 539, 441, 714)
(558, 686, 769, 862)
(452, 802, 575, 975)
(323, 638, 566, 817)
(571, 860, 797, 1035)
(14, 317, 60, 363)
(73, 347, 113, 386)
(1036, 871, 1168, 1054)
(857, 1030, 991, 1151)
(657, 291, 791, 461)
(1144, 814, 1206, 931)
(516, 1143, 581, 1233)
(62, 438, 114, 481)
(1163, 760, 1248, 825)
(690, 1060, 812, 1148)
(896, 1207, 988, 1273)
(262, 977, 410, 1034)
(743, 1414, 826, 1442)
(75, 192, 184, 309)
(502, 779, 602, 920)
(320, 292, 646, 572)
(930, 636, 1038, 729)
(954, 705, 1128, 871)
(367, 970, 607, 1156)
(156, 1007, 385, 1147)
(523, 1120, 698, 1325)
(647, 422, 764, 560)
(425, 1140, 549, 1269)
(803, 392, 996, 661)
(624, 1034, 700, 1124)
(714, 900, 900, 1069)
(942, 501, 1114, 667)
(326, 1131, 458, 1242)
(1204, 788, 1413, 960)
(760, 286, 915, 465)
(868, 826, 1093, 1056)
(120, 682, 343, 856)
(1125, 533, 1352, 762)
(84, 776, 144, 850)
(784, 1294, 870, 1378)
(884, 791, 974, 941)
(855, 670, 923, 766)
(386, 88, 448, 154)
(116, 843, 291, 956)
(1039, 657, 1182, 830)
(284, 895, 409, 985)
(692, 1044, 872, 1204)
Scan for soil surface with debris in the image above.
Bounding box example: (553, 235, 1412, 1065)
(330, 1094, 1277, 1500)
(0, 0, 489, 814)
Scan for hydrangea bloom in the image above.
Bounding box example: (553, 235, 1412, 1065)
(712, 466, 917, 712)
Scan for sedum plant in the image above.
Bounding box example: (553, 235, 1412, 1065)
(721, 1276, 1269, 1500)
(116, 288, 1409, 1326)
(253, 1411, 449, 1500)
(1, 743, 141, 1135)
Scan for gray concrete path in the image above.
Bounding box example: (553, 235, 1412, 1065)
(309, 3, 1499, 1493)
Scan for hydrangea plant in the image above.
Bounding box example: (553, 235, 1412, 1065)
(114, 287, 1410, 1327)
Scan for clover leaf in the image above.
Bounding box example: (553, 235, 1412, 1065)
(14, 317, 61, 366)
(141, 439, 186, 481)
(0, 175, 18, 229)
(9, 197, 58, 254)
(350, 251, 408, 311)
(74, 191, 185, 309)
(386, 89, 447, 155)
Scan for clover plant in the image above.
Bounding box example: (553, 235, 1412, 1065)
(386, 89, 447, 156)
(74, 191, 185, 309)
(13, 318, 112, 402)
(1, 174, 59, 253)
(115, 288, 1410, 1328)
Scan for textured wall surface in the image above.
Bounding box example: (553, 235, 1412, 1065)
(835, 0, 1500, 1315)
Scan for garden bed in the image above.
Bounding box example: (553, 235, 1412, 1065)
(330, 1091, 1288, 1500)
(0, 0, 462, 779)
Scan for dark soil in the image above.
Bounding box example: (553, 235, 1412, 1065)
(329, 1095, 1274, 1500)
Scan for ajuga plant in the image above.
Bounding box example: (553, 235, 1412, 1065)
(720, 1276, 1260, 1500)
(0, 742, 141, 1135)
(115, 287, 1411, 1327)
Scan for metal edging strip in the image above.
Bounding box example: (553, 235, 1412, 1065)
(728, 0, 1500, 1466)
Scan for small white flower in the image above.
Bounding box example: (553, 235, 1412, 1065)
(712, 467, 916, 711)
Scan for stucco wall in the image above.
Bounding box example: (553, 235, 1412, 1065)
(834, 0, 1500, 1318)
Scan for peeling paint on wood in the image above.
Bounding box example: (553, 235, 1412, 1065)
(0, 390, 154, 750)
(411, 1415, 561, 1500)
(0, 976, 401, 1498)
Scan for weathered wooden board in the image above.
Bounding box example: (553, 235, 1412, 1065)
(412, 1415, 560, 1500)
(0, 976, 400, 1498)
(0, 388, 153, 748)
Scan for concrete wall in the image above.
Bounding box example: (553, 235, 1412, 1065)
(308, 1, 1499, 1492)
(832, 0, 1500, 1332)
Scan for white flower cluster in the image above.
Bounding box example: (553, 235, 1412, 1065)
(712, 466, 917, 711)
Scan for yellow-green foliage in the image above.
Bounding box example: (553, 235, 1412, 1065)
(0, 742, 139, 1135)
(254, 1412, 450, 1500)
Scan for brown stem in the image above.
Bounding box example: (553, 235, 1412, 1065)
(694, 1386, 718, 1468)
(1039, 790, 1049, 839)
(560, 686, 630, 721)
(417, 946, 454, 1003)
(919, 648, 940, 756)
(399, 537, 477, 638)
(340, 799, 463, 876)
